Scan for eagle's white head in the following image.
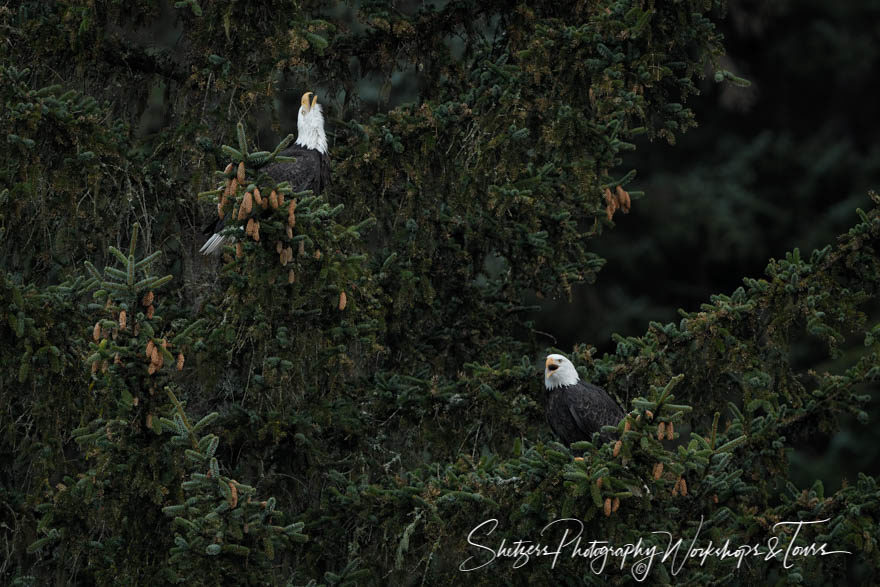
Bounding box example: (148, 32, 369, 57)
(544, 354, 580, 390)
(296, 91, 328, 154)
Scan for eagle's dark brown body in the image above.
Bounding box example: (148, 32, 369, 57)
(546, 380, 624, 446)
(202, 145, 330, 240)
(265, 144, 330, 195)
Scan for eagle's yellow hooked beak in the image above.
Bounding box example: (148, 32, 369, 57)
(545, 356, 560, 375)
(301, 91, 318, 113)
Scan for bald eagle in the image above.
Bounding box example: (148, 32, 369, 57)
(544, 354, 624, 446)
(200, 91, 331, 255)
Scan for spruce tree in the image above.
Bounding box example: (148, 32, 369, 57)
(1, 2, 878, 585)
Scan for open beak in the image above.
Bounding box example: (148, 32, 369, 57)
(545, 356, 560, 375)
(301, 91, 317, 113)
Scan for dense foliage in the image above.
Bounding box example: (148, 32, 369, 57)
(1, 1, 878, 584)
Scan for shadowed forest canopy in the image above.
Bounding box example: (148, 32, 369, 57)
(1, 1, 879, 584)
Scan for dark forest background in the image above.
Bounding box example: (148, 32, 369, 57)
(2, 0, 880, 585)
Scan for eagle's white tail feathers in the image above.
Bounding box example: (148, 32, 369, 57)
(200, 226, 244, 255)
(199, 233, 228, 255)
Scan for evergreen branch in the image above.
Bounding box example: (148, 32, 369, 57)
(166, 387, 198, 450)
